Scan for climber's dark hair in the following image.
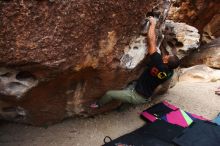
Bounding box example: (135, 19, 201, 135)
(167, 55, 180, 69)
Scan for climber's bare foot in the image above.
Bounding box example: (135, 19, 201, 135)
(90, 102, 100, 109)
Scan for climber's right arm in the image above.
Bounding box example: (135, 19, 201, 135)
(147, 17, 157, 55)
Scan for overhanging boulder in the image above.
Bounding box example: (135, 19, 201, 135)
(0, 0, 165, 125)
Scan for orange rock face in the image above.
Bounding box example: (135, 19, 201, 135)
(0, 0, 218, 125)
(0, 0, 159, 125)
(169, 0, 220, 39)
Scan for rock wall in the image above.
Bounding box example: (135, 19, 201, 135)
(169, 0, 220, 42)
(181, 38, 220, 69)
(0, 0, 164, 125)
(178, 65, 220, 82)
(163, 20, 200, 58)
(0, 0, 218, 125)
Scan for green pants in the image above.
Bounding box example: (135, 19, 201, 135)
(98, 88, 150, 106)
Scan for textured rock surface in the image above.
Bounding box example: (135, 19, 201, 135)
(0, 68, 38, 98)
(0, 0, 173, 125)
(169, 0, 220, 41)
(202, 14, 220, 43)
(120, 36, 147, 69)
(163, 20, 200, 58)
(0, 0, 218, 125)
(120, 20, 201, 69)
(178, 65, 220, 82)
(181, 38, 220, 69)
(0, 0, 151, 68)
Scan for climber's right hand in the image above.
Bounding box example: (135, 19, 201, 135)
(148, 16, 156, 26)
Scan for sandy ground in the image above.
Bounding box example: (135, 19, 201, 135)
(0, 81, 220, 146)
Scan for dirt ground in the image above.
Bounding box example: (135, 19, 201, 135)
(1, 81, 220, 146)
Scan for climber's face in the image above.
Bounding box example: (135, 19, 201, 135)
(162, 55, 170, 64)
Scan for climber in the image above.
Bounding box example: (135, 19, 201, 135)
(90, 16, 180, 109)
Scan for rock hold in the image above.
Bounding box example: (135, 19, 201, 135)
(0, 68, 38, 99)
(164, 20, 200, 58)
(120, 36, 147, 69)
